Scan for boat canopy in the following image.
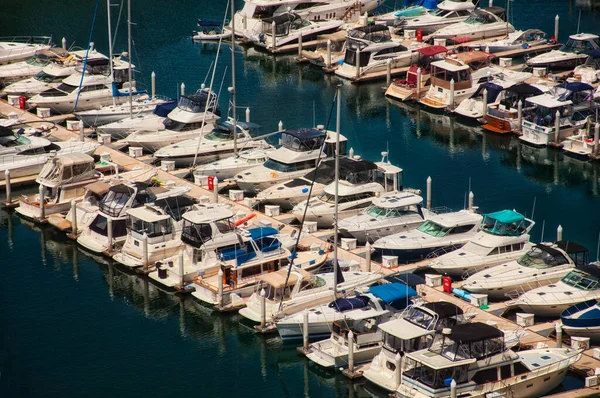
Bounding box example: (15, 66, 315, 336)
(247, 227, 279, 240)
(416, 45, 448, 57)
(422, 302, 464, 319)
(328, 295, 370, 312)
(126, 205, 171, 223)
(507, 82, 544, 97)
(177, 90, 220, 116)
(427, 322, 505, 363)
(481, 209, 527, 236)
(470, 81, 503, 102)
(384, 272, 426, 287)
(153, 195, 196, 222)
(258, 268, 311, 288)
(36, 153, 96, 186)
(560, 300, 600, 328)
(369, 282, 417, 303)
(153, 100, 177, 117)
(553, 81, 594, 102)
(348, 24, 391, 43)
(447, 322, 503, 343)
(281, 128, 326, 151)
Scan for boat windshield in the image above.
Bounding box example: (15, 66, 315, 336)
(523, 104, 569, 127)
(281, 132, 324, 151)
(464, 10, 496, 25)
(561, 271, 599, 290)
(417, 220, 451, 237)
(560, 37, 600, 53)
(318, 191, 376, 204)
(264, 158, 314, 173)
(366, 204, 420, 219)
(404, 307, 435, 329)
(34, 71, 64, 83)
(517, 246, 569, 269)
(128, 216, 172, 238)
(39, 82, 78, 97)
(429, 8, 453, 18)
(26, 57, 48, 67)
(0, 134, 30, 147)
(99, 189, 133, 217)
(403, 358, 469, 389)
(205, 125, 241, 141)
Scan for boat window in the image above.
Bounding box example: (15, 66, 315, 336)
(404, 307, 434, 329)
(561, 271, 599, 290)
(281, 132, 324, 151)
(500, 365, 512, 379)
(25, 56, 47, 67)
(518, 246, 569, 268)
(251, 5, 277, 19)
(81, 84, 107, 92)
(127, 216, 172, 238)
(215, 219, 233, 234)
(465, 10, 496, 25)
(34, 71, 64, 83)
(343, 47, 371, 66)
(181, 220, 214, 247)
(39, 82, 78, 97)
(456, 10, 472, 17)
(450, 224, 476, 234)
(403, 358, 469, 389)
(560, 38, 599, 53)
(38, 161, 62, 181)
(430, 9, 452, 17)
(163, 118, 206, 132)
(513, 361, 530, 376)
(417, 220, 451, 237)
(0, 133, 30, 147)
(100, 190, 133, 217)
(367, 204, 420, 219)
(89, 214, 127, 238)
(472, 367, 499, 384)
(264, 159, 315, 173)
(205, 126, 238, 141)
(374, 46, 407, 57)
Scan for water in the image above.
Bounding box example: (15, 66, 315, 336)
(0, 0, 598, 396)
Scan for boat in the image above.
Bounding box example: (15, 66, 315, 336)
(119, 89, 221, 152)
(76, 181, 191, 253)
(384, 45, 448, 102)
(2, 48, 109, 98)
(572, 49, 600, 85)
(338, 191, 428, 243)
(427, 209, 535, 278)
(370, 0, 439, 26)
(154, 120, 272, 167)
(15, 153, 99, 220)
(95, 99, 177, 139)
(393, 322, 580, 397)
(234, 127, 347, 193)
(395, 0, 477, 35)
(0, 125, 56, 157)
(526, 33, 600, 70)
(299, 31, 347, 68)
(470, 28, 546, 53)
(463, 241, 589, 300)
(561, 299, 600, 341)
(192, 147, 276, 182)
(193, 20, 232, 41)
(335, 24, 425, 81)
(519, 82, 597, 147)
(482, 82, 547, 134)
(276, 282, 417, 341)
(73, 95, 170, 127)
(111, 195, 196, 268)
(363, 301, 465, 390)
(238, 267, 384, 323)
(0, 36, 53, 65)
(248, 12, 343, 50)
(430, 6, 515, 41)
(373, 209, 482, 263)
(292, 154, 404, 228)
(506, 261, 600, 318)
(561, 124, 599, 158)
(0, 48, 69, 84)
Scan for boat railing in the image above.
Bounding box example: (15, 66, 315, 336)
(0, 36, 53, 46)
(426, 244, 462, 259)
(0, 152, 56, 167)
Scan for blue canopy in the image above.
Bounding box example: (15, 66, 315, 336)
(153, 100, 177, 117)
(484, 209, 525, 224)
(583, 49, 600, 58)
(369, 282, 417, 303)
(558, 81, 594, 93)
(248, 227, 279, 240)
(328, 296, 370, 312)
(471, 81, 503, 103)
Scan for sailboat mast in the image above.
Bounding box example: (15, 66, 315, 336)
(107, 0, 115, 106)
(127, 0, 133, 118)
(333, 84, 341, 290)
(231, 0, 237, 155)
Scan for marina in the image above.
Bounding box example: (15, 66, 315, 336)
(3, 1, 600, 397)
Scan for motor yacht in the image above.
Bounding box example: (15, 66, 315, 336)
(373, 209, 482, 263)
(234, 127, 347, 193)
(520, 82, 597, 147)
(0, 36, 53, 64)
(0, 125, 54, 157)
(507, 261, 600, 318)
(573, 49, 600, 85)
(2, 48, 110, 98)
(77, 181, 190, 253)
(95, 99, 177, 139)
(561, 299, 600, 341)
(74, 95, 170, 127)
(395, 0, 476, 35)
(192, 20, 232, 41)
(111, 195, 196, 269)
(0, 48, 68, 84)
(154, 120, 271, 167)
(470, 29, 546, 53)
(482, 83, 547, 134)
(463, 241, 588, 300)
(300, 31, 347, 68)
(393, 322, 579, 397)
(15, 153, 99, 220)
(526, 33, 600, 70)
(249, 12, 343, 51)
(292, 154, 403, 228)
(239, 267, 384, 323)
(192, 147, 275, 182)
(335, 24, 425, 81)
(338, 191, 428, 243)
(276, 282, 417, 341)
(119, 89, 221, 152)
(27, 54, 140, 114)
(363, 301, 465, 390)
(430, 6, 514, 41)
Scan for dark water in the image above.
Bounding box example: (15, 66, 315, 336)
(1, 0, 599, 396)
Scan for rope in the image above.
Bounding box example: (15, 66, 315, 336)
(74, 0, 101, 112)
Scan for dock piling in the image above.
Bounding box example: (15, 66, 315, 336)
(365, 241, 371, 272)
(4, 170, 11, 205)
(298, 32, 302, 58)
(468, 191, 474, 211)
(71, 200, 77, 235)
(517, 100, 523, 134)
(246, 107, 250, 123)
(554, 110, 560, 145)
(271, 21, 276, 50)
(395, 353, 402, 388)
(450, 379, 457, 398)
(482, 89, 487, 122)
(416, 67, 422, 98)
(302, 309, 309, 351)
(62, 37, 67, 50)
(260, 288, 266, 328)
(594, 123, 599, 157)
(79, 121, 84, 142)
(151, 72, 156, 99)
(555, 15, 559, 43)
(356, 49, 361, 79)
(39, 185, 46, 221)
(556, 323, 563, 348)
(178, 250, 184, 289)
(278, 120, 283, 131)
(386, 59, 391, 87)
(180, 82, 185, 97)
(213, 176, 219, 203)
(449, 79, 455, 110)
(142, 232, 149, 269)
(348, 330, 354, 372)
(326, 39, 332, 68)
(217, 268, 224, 307)
(426, 176, 432, 209)
(557, 225, 563, 241)
(107, 218, 114, 252)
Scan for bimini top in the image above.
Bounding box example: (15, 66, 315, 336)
(37, 153, 96, 186)
(477, 6, 507, 21)
(555, 240, 589, 255)
(369, 282, 417, 303)
(283, 128, 326, 140)
(281, 128, 326, 151)
(154, 195, 196, 222)
(258, 268, 311, 289)
(422, 301, 464, 319)
(348, 24, 391, 43)
(447, 322, 504, 343)
(246, 226, 279, 240)
(177, 90, 220, 115)
(507, 82, 544, 97)
(416, 45, 448, 57)
(481, 209, 527, 236)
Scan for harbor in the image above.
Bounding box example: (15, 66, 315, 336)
(3, 0, 600, 397)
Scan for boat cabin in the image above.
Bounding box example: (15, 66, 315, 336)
(344, 25, 400, 67)
(125, 195, 195, 241)
(205, 120, 261, 142)
(560, 268, 600, 292)
(416, 214, 479, 238)
(517, 241, 588, 269)
(36, 153, 96, 188)
(480, 209, 532, 237)
(464, 6, 507, 25)
(375, 152, 403, 192)
(180, 206, 236, 252)
(560, 33, 600, 54)
(257, 268, 321, 301)
(364, 191, 424, 220)
(523, 94, 573, 128)
(99, 182, 158, 218)
(164, 90, 221, 129)
(261, 13, 311, 38)
(280, 128, 326, 152)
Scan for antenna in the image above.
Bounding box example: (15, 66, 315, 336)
(468, 177, 471, 195)
(540, 220, 545, 243)
(313, 100, 316, 128)
(577, 8, 582, 34)
(530, 197, 536, 220)
(596, 231, 600, 262)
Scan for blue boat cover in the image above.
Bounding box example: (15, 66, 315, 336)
(248, 227, 279, 240)
(584, 49, 600, 59)
(557, 81, 594, 93)
(153, 100, 177, 117)
(369, 282, 417, 303)
(560, 300, 600, 328)
(484, 209, 524, 224)
(471, 81, 503, 103)
(328, 296, 370, 312)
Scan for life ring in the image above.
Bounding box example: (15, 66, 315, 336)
(270, 171, 277, 178)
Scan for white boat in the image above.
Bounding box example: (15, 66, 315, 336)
(561, 300, 600, 341)
(192, 20, 232, 41)
(373, 209, 482, 264)
(154, 120, 271, 167)
(27, 55, 140, 114)
(0, 36, 53, 65)
(430, 6, 514, 41)
(338, 191, 428, 243)
(77, 181, 190, 253)
(0, 125, 55, 157)
(561, 127, 598, 158)
(15, 153, 99, 220)
(248, 12, 343, 50)
(462, 241, 588, 300)
(394, 322, 579, 397)
(0, 48, 68, 84)
(276, 282, 417, 341)
(111, 196, 196, 268)
(506, 262, 600, 317)
(239, 267, 383, 323)
(470, 29, 546, 53)
(299, 31, 347, 68)
(519, 82, 597, 147)
(74, 95, 170, 127)
(428, 209, 535, 278)
(335, 24, 425, 80)
(396, 0, 476, 35)
(192, 147, 275, 182)
(292, 154, 404, 228)
(234, 127, 347, 193)
(573, 49, 600, 85)
(95, 99, 177, 139)
(2, 48, 109, 98)
(526, 33, 600, 70)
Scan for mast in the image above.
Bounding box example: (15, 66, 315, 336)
(333, 84, 341, 290)
(127, 0, 133, 118)
(231, 0, 237, 155)
(107, 0, 115, 106)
